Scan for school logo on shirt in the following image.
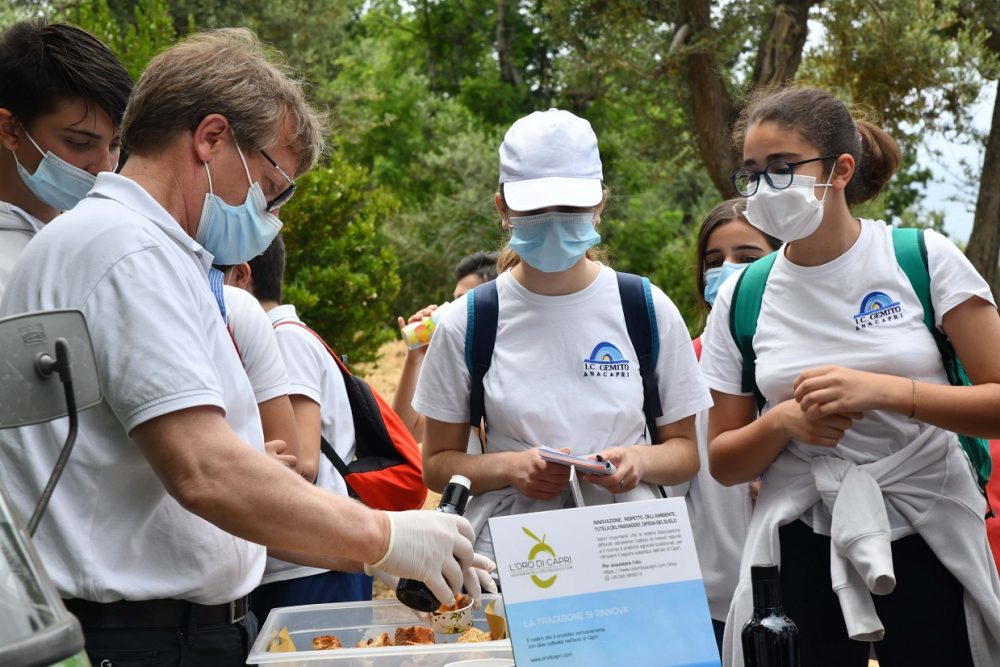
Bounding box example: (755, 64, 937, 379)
(853, 291, 903, 330)
(582, 341, 631, 378)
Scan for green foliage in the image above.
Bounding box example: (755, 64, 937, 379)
(279, 155, 401, 364)
(59, 0, 178, 78)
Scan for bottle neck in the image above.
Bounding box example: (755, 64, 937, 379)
(438, 482, 470, 515)
(751, 577, 784, 613)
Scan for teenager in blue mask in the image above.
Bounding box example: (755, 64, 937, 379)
(413, 108, 713, 567)
(672, 198, 778, 652)
(0, 20, 132, 300)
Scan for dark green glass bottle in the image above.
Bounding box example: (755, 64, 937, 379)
(741, 564, 800, 667)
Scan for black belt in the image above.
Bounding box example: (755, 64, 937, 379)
(65, 596, 249, 629)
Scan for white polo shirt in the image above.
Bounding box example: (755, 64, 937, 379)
(0, 172, 266, 604)
(223, 285, 290, 404)
(0, 201, 44, 302)
(263, 304, 355, 584)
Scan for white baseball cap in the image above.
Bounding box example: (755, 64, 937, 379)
(498, 108, 603, 212)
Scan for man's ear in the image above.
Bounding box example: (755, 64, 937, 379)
(0, 108, 21, 152)
(229, 262, 252, 291)
(192, 113, 230, 165)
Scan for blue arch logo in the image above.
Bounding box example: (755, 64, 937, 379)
(853, 291, 900, 319)
(585, 342, 629, 365)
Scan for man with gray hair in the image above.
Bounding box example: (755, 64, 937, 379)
(0, 29, 492, 666)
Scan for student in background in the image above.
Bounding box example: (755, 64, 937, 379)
(393, 251, 499, 445)
(0, 19, 131, 299)
(670, 198, 779, 652)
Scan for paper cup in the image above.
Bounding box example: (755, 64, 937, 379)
(429, 595, 474, 634)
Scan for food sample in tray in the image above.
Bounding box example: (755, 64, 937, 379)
(456, 627, 493, 643)
(437, 594, 471, 612)
(311, 634, 342, 650)
(356, 631, 393, 648)
(394, 625, 436, 645)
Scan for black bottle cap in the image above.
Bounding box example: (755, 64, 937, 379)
(750, 563, 783, 609)
(439, 474, 471, 514)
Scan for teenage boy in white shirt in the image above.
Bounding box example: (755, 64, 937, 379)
(0, 20, 132, 299)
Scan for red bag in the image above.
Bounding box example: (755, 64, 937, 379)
(273, 321, 427, 511)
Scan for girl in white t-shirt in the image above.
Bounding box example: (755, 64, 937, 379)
(681, 198, 779, 651)
(413, 109, 712, 565)
(700, 86, 1000, 666)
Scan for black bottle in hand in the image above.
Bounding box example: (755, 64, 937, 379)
(741, 564, 800, 667)
(395, 474, 472, 612)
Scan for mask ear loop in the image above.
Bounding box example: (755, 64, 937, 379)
(230, 128, 253, 188)
(818, 160, 838, 203)
(203, 162, 215, 195)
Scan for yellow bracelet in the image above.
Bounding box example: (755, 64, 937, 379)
(909, 378, 917, 419)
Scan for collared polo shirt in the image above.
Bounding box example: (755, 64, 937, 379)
(0, 172, 266, 604)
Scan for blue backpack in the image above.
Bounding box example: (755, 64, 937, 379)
(464, 272, 663, 439)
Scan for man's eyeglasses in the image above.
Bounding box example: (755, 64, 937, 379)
(260, 150, 296, 212)
(730, 155, 838, 197)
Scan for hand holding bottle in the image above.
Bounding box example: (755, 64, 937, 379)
(365, 508, 495, 609)
(398, 302, 448, 350)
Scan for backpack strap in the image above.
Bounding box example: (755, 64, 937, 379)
(466, 280, 498, 429)
(729, 251, 778, 413)
(320, 434, 354, 484)
(617, 272, 663, 440)
(891, 226, 993, 505)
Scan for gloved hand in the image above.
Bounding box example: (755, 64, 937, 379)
(464, 561, 499, 609)
(364, 510, 496, 607)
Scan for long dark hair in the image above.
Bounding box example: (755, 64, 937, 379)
(734, 86, 901, 206)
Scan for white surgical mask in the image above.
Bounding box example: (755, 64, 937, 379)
(195, 133, 282, 265)
(745, 172, 833, 243)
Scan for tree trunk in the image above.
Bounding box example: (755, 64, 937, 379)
(752, 1, 818, 88)
(496, 0, 521, 87)
(965, 85, 1000, 299)
(675, 0, 820, 197)
(677, 0, 739, 197)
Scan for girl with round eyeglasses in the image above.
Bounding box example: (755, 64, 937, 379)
(700, 86, 1000, 666)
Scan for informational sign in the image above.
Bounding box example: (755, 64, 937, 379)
(489, 497, 720, 667)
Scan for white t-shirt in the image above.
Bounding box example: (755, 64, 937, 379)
(0, 173, 266, 604)
(413, 265, 713, 560)
(700, 219, 995, 535)
(223, 285, 290, 404)
(0, 201, 44, 302)
(263, 304, 355, 584)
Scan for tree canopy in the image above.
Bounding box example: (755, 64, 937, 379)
(5, 0, 998, 345)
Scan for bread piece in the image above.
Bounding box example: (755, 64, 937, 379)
(394, 625, 436, 645)
(356, 631, 393, 648)
(311, 634, 342, 650)
(457, 627, 493, 643)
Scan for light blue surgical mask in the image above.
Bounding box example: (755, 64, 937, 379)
(195, 135, 282, 265)
(14, 128, 96, 211)
(508, 211, 600, 273)
(703, 261, 746, 307)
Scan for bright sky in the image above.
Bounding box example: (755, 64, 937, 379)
(920, 82, 996, 244)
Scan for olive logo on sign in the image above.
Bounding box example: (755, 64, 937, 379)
(522, 527, 558, 589)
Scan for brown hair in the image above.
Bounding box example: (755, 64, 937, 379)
(733, 86, 901, 206)
(495, 186, 610, 272)
(122, 28, 325, 175)
(694, 198, 781, 307)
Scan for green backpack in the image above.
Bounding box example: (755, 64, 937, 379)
(728, 225, 992, 498)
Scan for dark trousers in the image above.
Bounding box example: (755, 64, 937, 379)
(250, 570, 372, 627)
(778, 519, 974, 667)
(83, 614, 257, 667)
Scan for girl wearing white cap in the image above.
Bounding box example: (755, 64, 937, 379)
(413, 108, 713, 566)
(700, 86, 1000, 666)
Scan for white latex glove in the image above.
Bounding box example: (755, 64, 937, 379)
(364, 510, 495, 607)
(465, 563, 499, 609)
